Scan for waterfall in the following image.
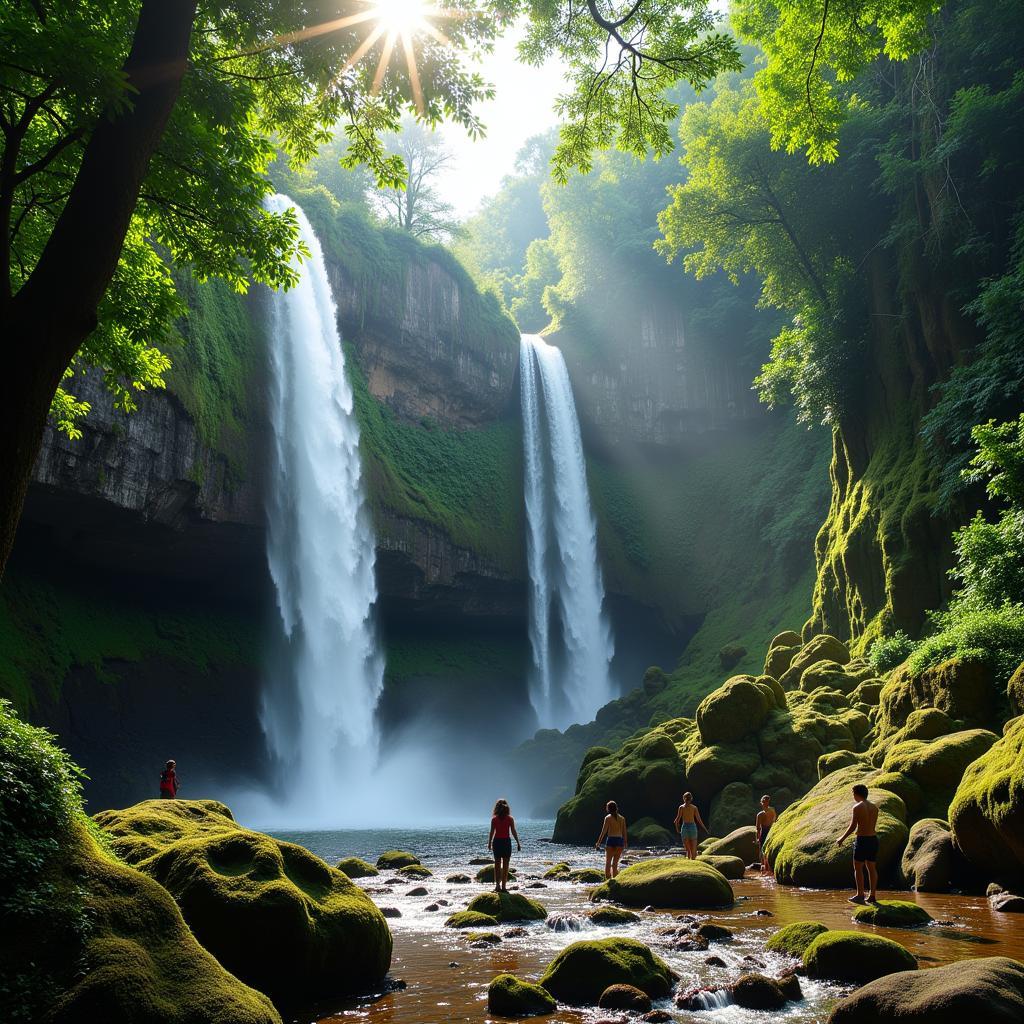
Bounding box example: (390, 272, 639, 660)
(520, 334, 614, 729)
(260, 193, 384, 825)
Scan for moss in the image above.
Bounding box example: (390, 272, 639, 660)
(466, 892, 548, 922)
(568, 867, 605, 883)
(696, 676, 773, 744)
(702, 826, 759, 864)
(949, 715, 1024, 884)
(444, 910, 500, 929)
(539, 937, 674, 1006)
(398, 863, 432, 878)
(803, 930, 917, 984)
(901, 819, 957, 892)
(709, 781, 756, 837)
(336, 857, 378, 879)
(696, 854, 746, 879)
(630, 816, 675, 847)
(0, 571, 262, 711)
(475, 864, 518, 883)
(590, 857, 734, 909)
(94, 801, 392, 1006)
(852, 899, 933, 927)
(881, 729, 998, 809)
(487, 973, 557, 1017)
(588, 906, 640, 926)
(765, 921, 829, 958)
(543, 862, 571, 879)
(347, 353, 524, 573)
(375, 850, 420, 869)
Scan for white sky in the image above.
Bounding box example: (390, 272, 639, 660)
(436, 27, 566, 219)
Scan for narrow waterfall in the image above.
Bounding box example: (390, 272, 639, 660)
(261, 193, 384, 824)
(520, 334, 614, 728)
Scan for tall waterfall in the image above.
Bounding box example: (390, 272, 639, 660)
(261, 193, 384, 824)
(520, 334, 614, 728)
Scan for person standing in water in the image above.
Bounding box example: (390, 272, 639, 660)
(488, 798, 521, 893)
(594, 800, 628, 878)
(836, 783, 880, 904)
(755, 794, 777, 874)
(159, 760, 179, 799)
(674, 792, 707, 859)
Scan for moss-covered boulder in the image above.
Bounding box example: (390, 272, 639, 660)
(696, 676, 773, 744)
(949, 716, 1024, 884)
(398, 863, 432, 878)
(765, 921, 829, 958)
(568, 867, 605, 883)
(553, 725, 688, 843)
(599, 982, 653, 1011)
(1009, 663, 1024, 717)
(878, 657, 999, 736)
(852, 899, 932, 927)
(336, 857, 378, 879)
(731, 973, 799, 1010)
(445, 910, 500, 929)
(588, 906, 640, 926)
(780, 635, 851, 690)
(685, 738, 761, 801)
(591, 857, 733, 908)
(94, 800, 392, 1004)
(772, 630, 804, 649)
(539, 937, 674, 1005)
(708, 781, 755, 837)
(467, 892, 548, 922)
(801, 660, 859, 694)
(764, 767, 909, 887)
(475, 864, 518, 883)
(901, 819, 958, 892)
(828, 956, 1024, 1023)
(803, 931, 916, 984)
(543, 861, 571, 879)
(696, 854, 746, 880)
(702, 826, 759, 865)
(487, 973, 557, 1017)
(818, 750, 867, 779)
(764, 643, 800, 679)
(375, 850, 420, 869)
(630, 816, 675, 847)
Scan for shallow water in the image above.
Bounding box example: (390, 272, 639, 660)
(271, 821, 1024, 1024)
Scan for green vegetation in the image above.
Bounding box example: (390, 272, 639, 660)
(765, 921, 829, 959)
(0, 572, 262, 712)
(382, 633, 527, 691)
(348, 351, 523, 572)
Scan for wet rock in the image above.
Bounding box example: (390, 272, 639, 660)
(547, 913, 590, 932)
(754, 909, 773, 916)
(598, 983, 652, 1012)
(487, 974, 556, 1017)
(697, 853, 746, 880)
(475, 864, 518, 884)
(672, 935, 710, 952)
(568, 868, 605, 883)
(701, 826, 759, 865)
(381, 907, 401, 918)
(704, 955, 727, 967)
(375, 850, 420, 869)
(803, 930, 917, 984)
(852, 900, 933, 927)
(675, 985, 730, 1010)
(336, 856, 378, 878)
(766, 921, 828, 958)
(902, 819, 961, 893)
(990, 891, 1024, 912)
(540, 937, 674, 1006)
(588, 906, 640, 926)
(503, 927, 528, 938)
(642, 1012, 673, 1023)
(527, 881, 548, 889)
(444, 910, 499, 929)
(731, 973, 794, 1010)
(448, 961, 459, 968)
(590, 857, 734, 909)
(446, 873, 471, 884)
(697, 923, 733, 942)
(543, 861, 571, 879)
(741, 955, 766, 969)
(466, 892, 547, 922)
(469, 857, 492, 865)
(436, 898, 450, 906)
(406, 886, 428, 897)
(398, 863, 432, 879)
(424, 903, 439, 912)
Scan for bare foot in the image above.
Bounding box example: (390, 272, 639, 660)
(848, 895, 866, 904)
(868, 895, 879, 904)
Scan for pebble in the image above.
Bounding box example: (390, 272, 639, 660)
(406, 887, 428, 897)
(380, 907, 401, 918)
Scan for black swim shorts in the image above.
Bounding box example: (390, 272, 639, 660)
(853, 835, 879, 862)
(493, 837, 512, 858)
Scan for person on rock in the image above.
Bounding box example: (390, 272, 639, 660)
(674, 792, 707, 859)
(755, 794, 777, 874)
(594, 800, 628, 878)
(836, 783, 880, 903)
(159, 759, 179, 799)
(487, 798, 521, 893)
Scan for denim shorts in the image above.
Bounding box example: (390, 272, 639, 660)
(605, 836, 624, 848)
(680, 823, 698, 841)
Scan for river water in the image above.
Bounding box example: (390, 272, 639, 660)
(271, 821, 1024, 1023)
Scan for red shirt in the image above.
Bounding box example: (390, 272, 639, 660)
(492, 814, 513, 839)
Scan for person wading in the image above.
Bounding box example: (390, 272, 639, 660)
(836, 783, 880, 903)
(594, 800, 628, 878)
(487, 798, 521, 893)
(159, 759, 179, 799)
(674, 792, 707, 860)
(755, 794, 777, 874)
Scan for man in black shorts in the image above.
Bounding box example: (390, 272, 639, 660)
(835, 783, 880, 904)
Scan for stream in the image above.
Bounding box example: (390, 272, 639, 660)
(271, 821, 1024, 1023)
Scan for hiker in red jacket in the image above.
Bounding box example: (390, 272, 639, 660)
(159, 760, 179, 799)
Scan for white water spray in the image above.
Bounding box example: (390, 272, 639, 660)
(260, 193, 384, 825)
(520, 334, 614, 728)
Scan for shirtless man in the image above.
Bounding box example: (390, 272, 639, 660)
(835, 783, 880, 904)
(674, 792, 707, 860)
(755, 795, 777, 874)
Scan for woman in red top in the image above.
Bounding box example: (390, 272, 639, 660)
(487, 798, 521, 893)
(159, 759, 178, 799)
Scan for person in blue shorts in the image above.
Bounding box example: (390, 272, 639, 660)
(595, 800, 628, 878)
(674, 792, 707, 860)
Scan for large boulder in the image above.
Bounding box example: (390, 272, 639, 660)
(466, 892, 547, 922)
(696, 854, 745, 880)
(487, 974, 557, 1017)
(949, 716, 1024, 885)
(878, 657, 999, 736)
(800, 660, 859, 694)
(708, 781, 756, 837)
(701, 826, 759, 864)
(901, 819, 959, 892)
(630, 816, 675, 847)
(852, 899, 932, 927)
(803, 931, 917, 984)
(696, 676, 773, 744)
(94, 800, 392, 1004)
(553, 725, 688, 844)
(375, 850, 420, 869)
(780, 635, 851, 689)
(765, 921, 829, 958)
(732, 973, 801, 1010)
(336, 857, 378, 879)
(590, 857, 733, 908)
(685, 738, 761, 801)
(599, 983, 653, 1011)
(539, 938, 674, 1005)
(828, 957, 1024, 1023)
(763, 767, 909, 887)
(1009, 662, 1024, 717)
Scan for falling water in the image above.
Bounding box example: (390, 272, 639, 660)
(520, 334, 614, 729)
(260, 193, 384, 825)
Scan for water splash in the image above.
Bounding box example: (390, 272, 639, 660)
(259, 193, 384, 825)
(519, 334, 614, 728)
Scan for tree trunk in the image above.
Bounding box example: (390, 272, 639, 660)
(0, 0, 198, 577)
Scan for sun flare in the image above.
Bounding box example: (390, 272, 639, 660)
(369, 0, 431, 35)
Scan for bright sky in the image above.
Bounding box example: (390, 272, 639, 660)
(437, 26, 566, 219)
